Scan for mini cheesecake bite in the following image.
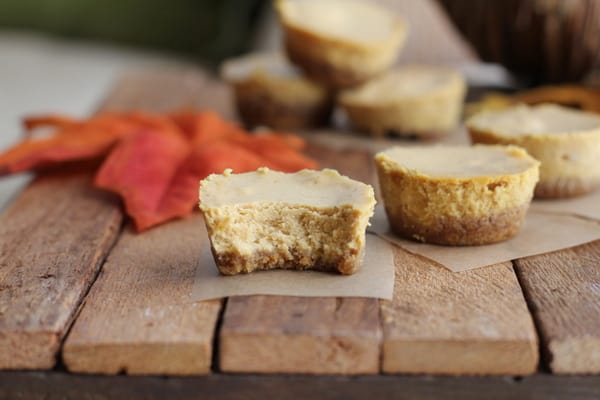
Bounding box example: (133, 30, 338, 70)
(220, 53, 332, 130)
(375, 145, 539, 246)
(467, 104, 600, 198)
(276, 0, 407, 88)
(199, 168, 376, 275)
(339, 66, 466, 137)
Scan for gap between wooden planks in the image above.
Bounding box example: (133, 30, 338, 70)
(515, 242, 600, 374)
(0, 170, 122, 369)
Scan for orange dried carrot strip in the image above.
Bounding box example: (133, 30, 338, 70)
(1, 112, 182, 176)
(169, 110, 243, 145)
(2, 109, 319, 230)
(226, 133, 318, 172)
(94, 128, 279, 231)
(94, 129, 191, 231)
(141, 142, 278, 230)
(190, 140, 280, 178)
(269, 131, 307, 151)
(0, 128, 125, 176)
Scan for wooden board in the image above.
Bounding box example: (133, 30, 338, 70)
(514, 241, 600, 374)
(0, 169, 122, 369)
(61, 69, 223, 375)
(381, 253, 539, 375)
(2, 371, 600, 400)
(220, 296, 381, 374)
(63, 217, 221, 374)
(219, 146, 382, 374)
(0, 68, 217, 370)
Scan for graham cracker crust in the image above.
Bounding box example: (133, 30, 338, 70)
(386, 205, 528, 246)
(235, 87, 332, 130)
(212, 245, 363, 275)
(285, 40, 367, 89)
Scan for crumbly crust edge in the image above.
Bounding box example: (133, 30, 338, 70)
(386, 204, 528, 246)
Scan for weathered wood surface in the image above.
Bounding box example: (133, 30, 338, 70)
(515, 241, 600, 374)
(63, 216, 221, 375)
(1, 371, 600, 400)
(5, 66, 600, 379)
(220, 296, 381, 374)
(61, 69, 223, 375)
(0, 67, 215, 371)
(100, 69, 235, 120)
(381, 254, 539, 375)
(0, 169, 122, 369)
(219, 144, 383, 374)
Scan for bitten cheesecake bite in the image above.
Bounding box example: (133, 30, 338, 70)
(276, 0, 407, 89)
(467, 104, 600, 198)
(199, 168, 376, 275)
(339, 66, 466, 137)
(375, 145, 539, 246)
(221, 53, 332, 130)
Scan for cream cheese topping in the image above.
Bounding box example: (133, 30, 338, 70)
(376, 145, 539, 179)
(220, 53, 300, 81)
(277, 0, 401, 45)
(342, 66, 458, 102)
(200, 168, 375, 208)
(468, 104, 600, 136)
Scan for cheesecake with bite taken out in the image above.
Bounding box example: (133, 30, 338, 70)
(199, 168, 376, 275)
(375, 145, 539, 246)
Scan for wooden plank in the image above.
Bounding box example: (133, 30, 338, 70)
(514, 241, 600, 374)
(220, 296, 381, 374)
(382, 253, 539, 375)
(2, 371, 600, 400)
(0, 173, 122, 367)
(63, 216, 220, 374)
(219, 146, 382, 374)
(61, 69, 222, 375)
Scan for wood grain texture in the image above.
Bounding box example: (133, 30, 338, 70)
(2, 371, 600, 400)
(63, 216, 220, 375)
(100, 69, 235, 120)
(219, 145, 382, 374)
(382, 251, 539, 375)
(514, 241, 600, 374)
(61, 69, 224, 375)
(220, 296, 381, 374)
(0, 171, 122, 369)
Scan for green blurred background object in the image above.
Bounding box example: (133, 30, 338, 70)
(0, 0, 266, 65)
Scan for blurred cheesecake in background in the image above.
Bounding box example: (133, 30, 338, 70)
(339, 66, 466, 137)
(276, 0, 407, 88)
(468, 104, 600, 198)
(221, 53, 333, 130)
